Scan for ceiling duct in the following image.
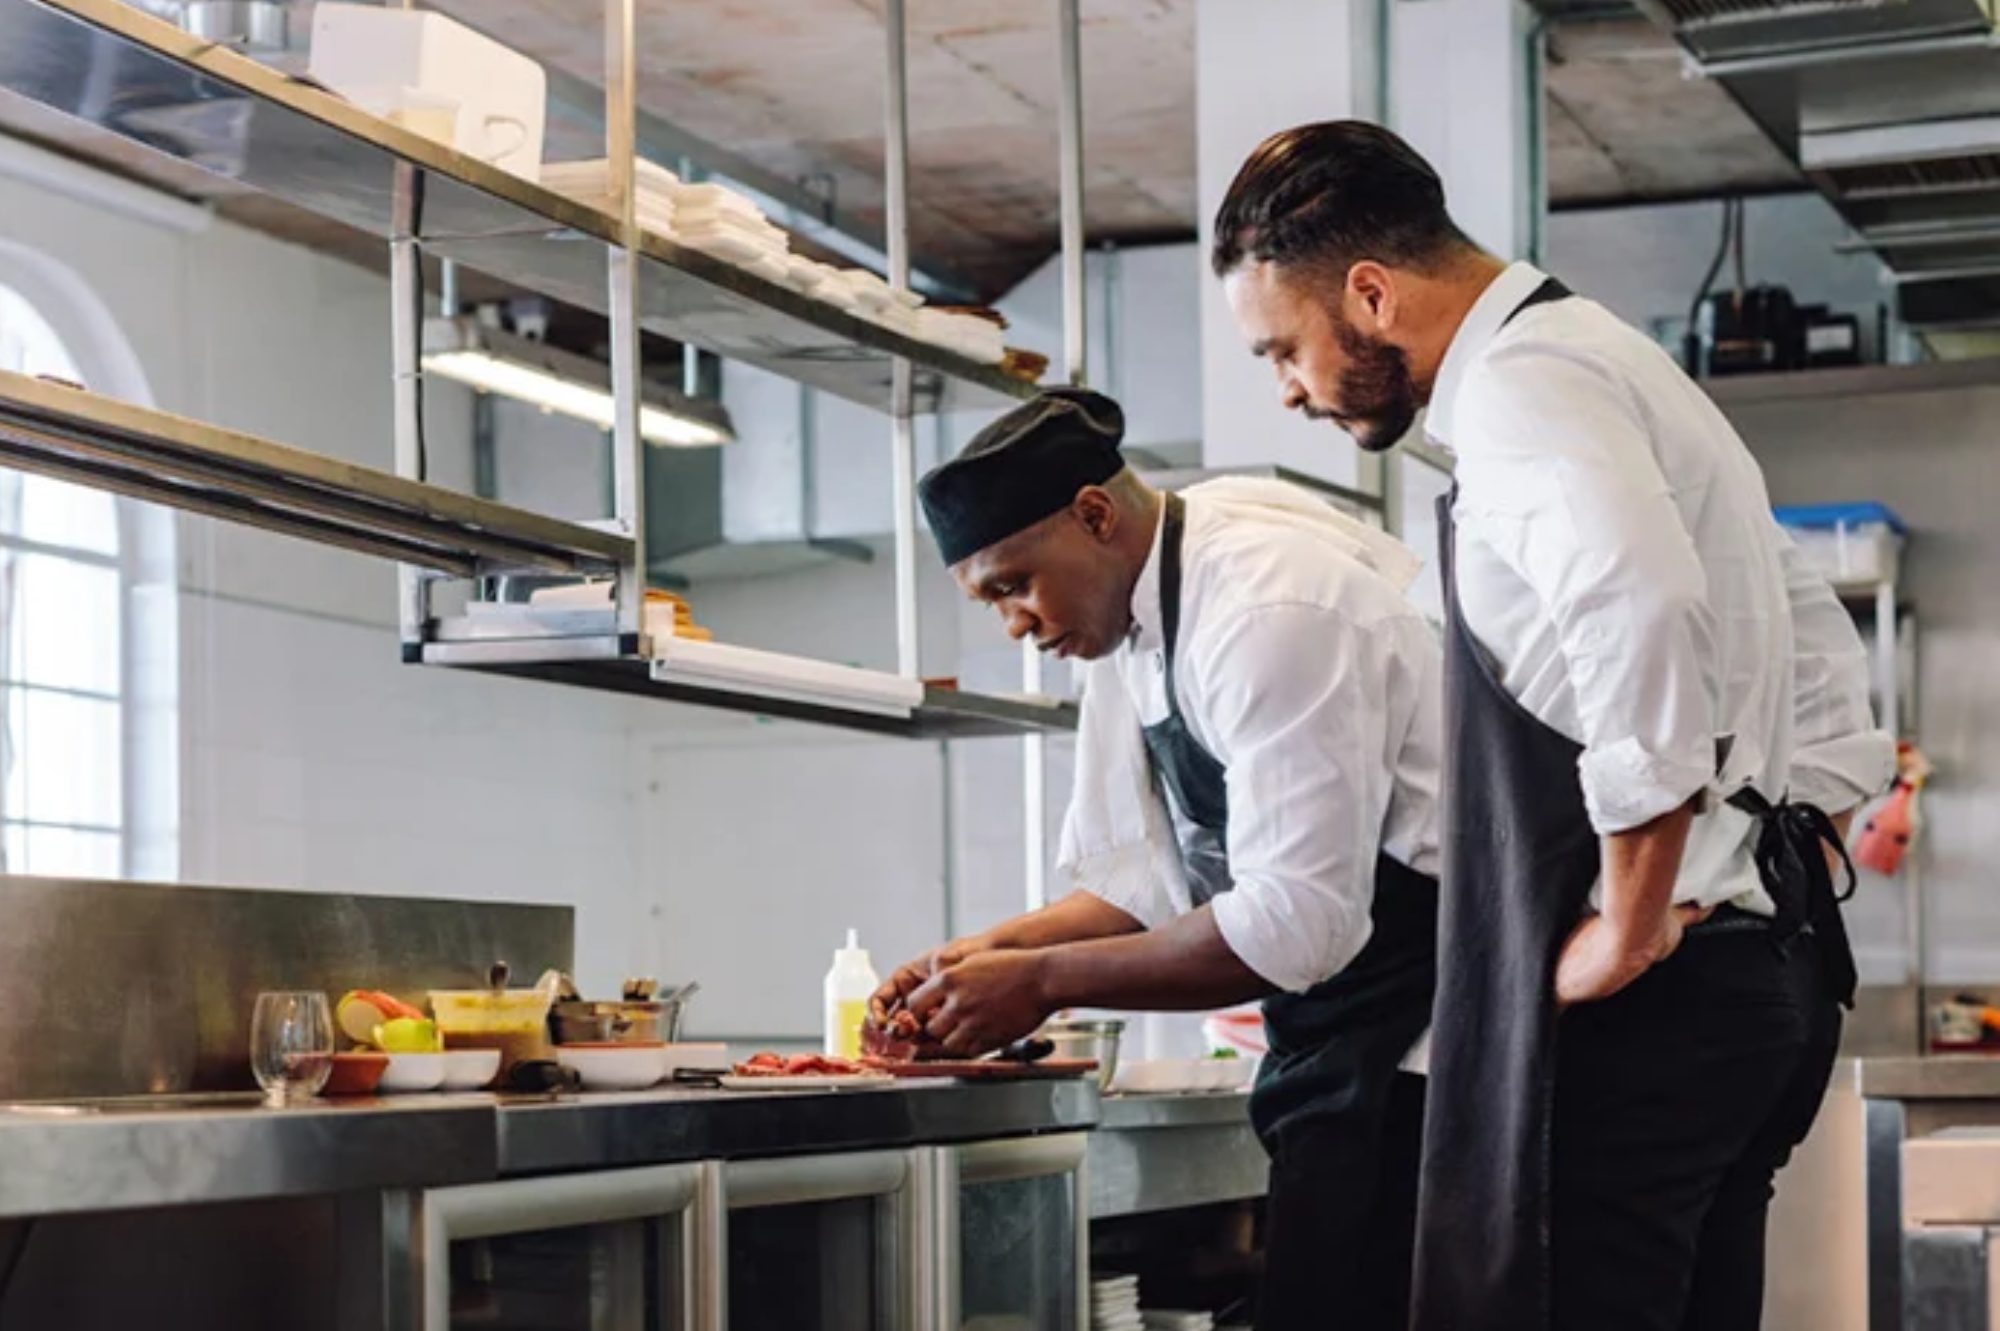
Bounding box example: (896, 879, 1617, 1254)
(1645, 0, 1995, 63)
(1631, 0, 2000, 344)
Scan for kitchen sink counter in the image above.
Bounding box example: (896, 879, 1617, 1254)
(0, 1079, 1103, 1219)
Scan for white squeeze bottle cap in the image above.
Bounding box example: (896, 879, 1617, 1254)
(824, 928, 879, 1058)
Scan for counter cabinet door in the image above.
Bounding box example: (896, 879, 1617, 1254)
(722, 1149, 915, 1331)
(420, 1163, 708, 1331)
(955, 1133, 1090, 1331)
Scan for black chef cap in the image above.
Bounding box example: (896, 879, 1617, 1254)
(918, 387, 1127, 566)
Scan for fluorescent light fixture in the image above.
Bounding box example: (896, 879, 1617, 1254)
(421, 318, 734, 447)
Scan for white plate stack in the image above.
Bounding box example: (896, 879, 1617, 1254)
(540, 157, 683, 235)
(1141, 1313, 1215, 1331)
(1091, 1275, 1142, 1331)
(672, 182, 791, 281)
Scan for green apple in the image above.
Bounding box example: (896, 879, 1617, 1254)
(374, 1018, 440, 1053)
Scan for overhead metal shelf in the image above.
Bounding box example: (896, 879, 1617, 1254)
(0, 371, 629, 575)
(0, 0, 1034, 414)
(418, 626, 1078, 740)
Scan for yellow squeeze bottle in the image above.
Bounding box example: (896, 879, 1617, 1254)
(824, 929, 878, 1060)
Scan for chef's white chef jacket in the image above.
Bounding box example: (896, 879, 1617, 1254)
(1055, 477, 1444, 997)
(1427, 261, 1895, 914)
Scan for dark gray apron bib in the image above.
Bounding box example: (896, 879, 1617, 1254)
(1137, 493, 1439, 1327)
(1410, 276, 1860, 1331)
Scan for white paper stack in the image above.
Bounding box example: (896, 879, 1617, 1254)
(1092, 1275, 1143, 1331)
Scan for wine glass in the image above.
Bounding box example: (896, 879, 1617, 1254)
(250, 991, 334, 1104)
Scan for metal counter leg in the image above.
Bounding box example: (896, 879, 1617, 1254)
(335, 1189, 424, 1331)
(1868, 1097, 1910, 1331)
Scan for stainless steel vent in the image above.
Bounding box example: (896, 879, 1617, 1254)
(1653, 0, 1993, 63)
(1658, 0, 1890, 28)
(1821, 154, 2000, 197)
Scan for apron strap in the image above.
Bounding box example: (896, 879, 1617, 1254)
(1725, 787, 1861, 1007)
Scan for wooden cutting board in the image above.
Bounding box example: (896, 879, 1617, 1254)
(870, 1058, 1099, 1082)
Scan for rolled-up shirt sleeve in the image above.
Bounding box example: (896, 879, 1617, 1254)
(1456, 345, 1721, 834)
(1776, 525, 1895, 811)
(1193, 603, 1394, 993)
(1055, 660, 1184, 928)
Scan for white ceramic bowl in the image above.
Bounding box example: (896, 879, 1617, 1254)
(376, 1052, 449, 1094)
(438, 1048, 501, 1092)
(558, 1044, 667, 1091)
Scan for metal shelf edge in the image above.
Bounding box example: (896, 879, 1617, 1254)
(416, 638, 1077, 740)
(0, 371, 631, 574)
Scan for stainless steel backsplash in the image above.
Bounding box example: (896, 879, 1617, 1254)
(0, 876, 571, 1099)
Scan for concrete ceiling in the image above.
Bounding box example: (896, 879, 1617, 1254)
(0, 0, 1807, 301)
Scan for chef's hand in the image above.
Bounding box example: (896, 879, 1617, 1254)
(868, 936, 991, 1026)
(906, 950, 1051, 1057)
(1555, 903, 1712, 1010)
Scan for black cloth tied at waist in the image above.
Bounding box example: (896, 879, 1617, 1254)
(1725, 786, 1860, 1008)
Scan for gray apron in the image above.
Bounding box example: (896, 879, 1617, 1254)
(1410, 276, 1860, 1331)
(1138, 492, 1438, 1331)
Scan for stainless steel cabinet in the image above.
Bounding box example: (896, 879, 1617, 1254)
(721, 1150, 914, 1331)
(419, 1163, 712, 1331)
(954, 1134, 1090, 1331)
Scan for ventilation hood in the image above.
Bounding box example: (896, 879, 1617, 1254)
(1637, 0, 2000, 349)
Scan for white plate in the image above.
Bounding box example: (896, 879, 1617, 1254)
(377, 1052, 449, 1093)
(438, 1048, 501, 1091)
(718, 1074, 893, 1091)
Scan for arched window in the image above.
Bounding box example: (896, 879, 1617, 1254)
(0, 284, 125, 876)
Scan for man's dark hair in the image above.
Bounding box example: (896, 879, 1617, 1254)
(1210, 121, 1472, 280)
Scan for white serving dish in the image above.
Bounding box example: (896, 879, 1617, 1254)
(310, 3, 547, 181)
(377, 1052, 450, 1093)
(558, 1044, 667, 1091)
(438, 1048, 501, 1091)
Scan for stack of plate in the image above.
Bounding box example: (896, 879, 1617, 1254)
(1091, 1275, 1142, 1331)
(540, 157, 682, 235)
(1140, 1312, 1215, 1331)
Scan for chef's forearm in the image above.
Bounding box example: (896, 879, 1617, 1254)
(1599, 800, 1696, 949)
(976, 893, 1145, 952)
(1032, 907, 1276, 1012)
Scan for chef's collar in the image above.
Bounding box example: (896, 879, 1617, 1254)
(1424, 260, 1550, 450)
(1125, 494, 1170, 657)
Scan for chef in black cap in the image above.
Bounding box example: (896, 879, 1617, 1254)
(874, 387, 1445, 1331)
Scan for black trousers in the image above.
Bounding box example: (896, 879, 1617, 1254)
(1257, 1071, 1426, 1331)
(1552, 925, 1843, 1331)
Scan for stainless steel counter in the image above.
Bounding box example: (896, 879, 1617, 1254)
(1089, 1091, 1265, 1219)
(0, 1081, 1099, 1221)
(1851, 1056, 2000, 1101)
(496, 1079, 1099, 1174)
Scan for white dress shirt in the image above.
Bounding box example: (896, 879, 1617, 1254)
(1055, 477, 1444, 995)
(1427, 262, 1894, 913)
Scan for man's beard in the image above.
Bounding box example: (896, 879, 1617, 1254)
(1303, 317, 1420, 453)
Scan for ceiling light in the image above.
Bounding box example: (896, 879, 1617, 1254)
(421, 318, 734, 448)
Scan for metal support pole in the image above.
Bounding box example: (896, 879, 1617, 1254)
(1024, 0, 1088, 912)
(390, 162, 427, 648)
(691, 1162, 727, 1331)
(885, 0, 921, 680)
(606, 0, 646, 644)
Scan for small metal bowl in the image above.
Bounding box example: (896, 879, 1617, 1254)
(552, 999, 687, 1047)
(1039, 1018, 1124, 1091)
